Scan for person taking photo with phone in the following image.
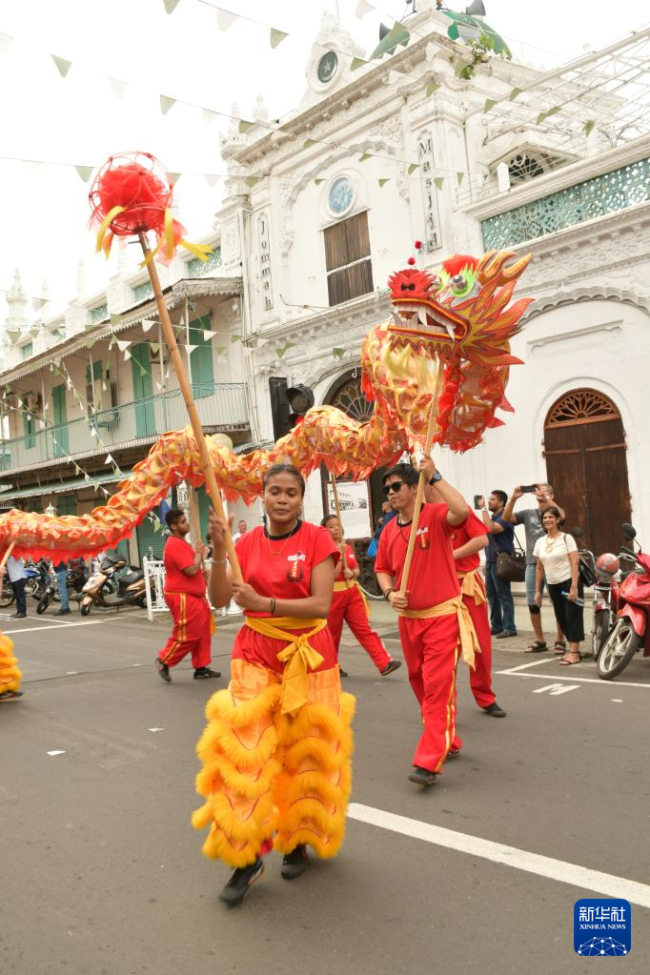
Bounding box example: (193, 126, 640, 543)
(476, 492, 517, 639)
(503, 483, 567, 654)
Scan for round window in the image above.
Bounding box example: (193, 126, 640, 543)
(328, 176, 355, 216)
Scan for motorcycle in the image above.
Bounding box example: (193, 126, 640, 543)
(36, 560, 89, 615)
(79, 556, 148, 615)
(0, 558, 49, 608)
(597, 524, 650, 680)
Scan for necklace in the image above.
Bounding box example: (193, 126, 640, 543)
(544, 533, 558, 553)
(265, 520, 301, 556)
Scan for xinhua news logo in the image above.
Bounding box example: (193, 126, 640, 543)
(574, 899, 631, 956)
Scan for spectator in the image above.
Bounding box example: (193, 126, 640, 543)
(367, 501, 397, 558)
(7, 555, 27, 619)
(533, 508, 583, 665)
(503, 484, 567, 654)
(53, 560, 71, 616)
(232, 519, 248, 543)
(477, 491, 517, 639)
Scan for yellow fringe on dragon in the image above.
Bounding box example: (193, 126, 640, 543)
(0, 249, 531, 563)
(0, 632, 22, 701)
(192, 660, 356, 869)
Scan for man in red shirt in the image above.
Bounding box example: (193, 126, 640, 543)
(425, 483, 506, 718)
(156, 508, 221, 683)
(376, 457, 478, 788)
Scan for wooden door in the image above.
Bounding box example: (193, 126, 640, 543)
(543, 389, 631, 555)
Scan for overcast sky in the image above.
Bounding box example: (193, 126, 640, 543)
(0, 0, 648, 318)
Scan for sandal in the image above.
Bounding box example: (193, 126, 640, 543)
(524, 641, 547, 653)
(558, 652, 582, 666)
(553, 641, 567, 655)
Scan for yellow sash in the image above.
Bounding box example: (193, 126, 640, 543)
(398, 596, 480, 669)
(333, 579, 370, 615)
(244, 616, 327, 714)
(457, 568, 486, 606)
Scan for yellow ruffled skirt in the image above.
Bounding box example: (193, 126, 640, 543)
(0, 632, 22, 696)
(192, 659, 355, 868)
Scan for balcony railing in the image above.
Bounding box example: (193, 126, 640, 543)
(0, 383, 249, 474)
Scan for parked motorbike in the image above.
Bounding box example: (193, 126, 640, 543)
(0, 572, 14, 608)
(79, 556, 147, 615)
(24, 559, 50, 601)
(36, 560, 89, 615)
(597, 524, 650, 680)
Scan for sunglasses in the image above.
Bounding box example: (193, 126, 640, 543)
(382, 481, 405, 497)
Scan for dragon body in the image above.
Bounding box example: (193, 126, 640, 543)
(0, 249, 531, 560)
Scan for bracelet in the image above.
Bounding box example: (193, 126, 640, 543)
(210, 558, 228, 566)
(383, 588, 395, 600)
(269, 597, 276, 615)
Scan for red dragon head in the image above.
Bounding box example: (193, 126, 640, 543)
(387, 250, 532, 366)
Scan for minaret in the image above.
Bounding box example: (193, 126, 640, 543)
(6, 269, 28, 331)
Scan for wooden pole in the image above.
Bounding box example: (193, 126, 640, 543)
(0, 541, 16, 575)
(398, 360, 445, 598)
(330, 472, 351, 589)
(187, 486, 202, 547)
(138, 233, 242, 582)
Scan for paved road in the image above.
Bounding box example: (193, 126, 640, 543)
(2, 603, 649, 974)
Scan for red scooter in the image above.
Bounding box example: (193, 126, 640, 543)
(597, 524, 650, 680)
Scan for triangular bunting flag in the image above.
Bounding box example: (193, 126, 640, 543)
(425, 42, 437, 62)
(75, 166, 93, 183)
(51, 55, 72, 78)
(407, 163, 419, 175)
(163, 0, 181, 12)
(155, 381, 163, 392)
(110, 313, 121, 325)
(186, 344, 197, 354)
(203, 330, 217, 340)
(166, 172, 180, 185)
(378, 179, 390, 188)
(238, 120, 254, 133)
(270, 28, 289, 49)
(102, 381, 107, 392)
(139, 365, 147, 378)
(149, 342, 161, 354)
(276, 343, 296, 358)
(332, 348, 346, 359)
(350, 57, 367, 71)
(484, 98, 497, 112)
(116, 340, 131, 352)
(160, 95, 176, 115)
(124, 350, 132, 361)
(303, 139, 317, 149)
(508, 87, 522, 101)
(108, 76, 127, 98)
(141, 319, 155, 333)
(245, 175, 261, 187)
(314, 178, 325, 185)
(359, 152, 372, 162)
(231, 334, 242, 344)
(105, 454, 114, 465)
(434, 177, 445, 190)
(217, 9, 238, 31)
(355, 0, 374, 17)
(31, 297, 46, 311)
(584, 119, 596, 137)
(456, 172, 465, 185)
(426, 82, 441, 97)
(201, 108, 219, 124)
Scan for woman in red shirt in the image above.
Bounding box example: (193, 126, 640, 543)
(193, 464, 355, 906)
(321, 515, 401, 677)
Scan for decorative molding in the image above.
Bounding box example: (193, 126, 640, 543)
(522, 287, 650, 322)
(526, 320, 623, 356)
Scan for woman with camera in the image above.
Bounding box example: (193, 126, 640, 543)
(533, 507, 584, 665)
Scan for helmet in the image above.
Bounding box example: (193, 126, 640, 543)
(595, 552, 620, 578)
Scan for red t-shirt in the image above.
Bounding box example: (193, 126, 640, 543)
(335, 543, 358, 582)
(451, 510, 488, 573)
(375, 502, 462, 610)
(235, 521, 340, 617)
(163, 535, 206, 597)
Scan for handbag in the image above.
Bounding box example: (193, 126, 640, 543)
(563, 534, 595, 587)
(496, 541, 526, 583)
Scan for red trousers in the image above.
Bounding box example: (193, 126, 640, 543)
(328, 587, 391, 673)
(159, 592, 212, 670)
(398, 613, 462, 774)
(463, 592, 496, 709)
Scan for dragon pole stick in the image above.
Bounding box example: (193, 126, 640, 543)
(330, 472, 352, 589)
(0, 541, 16, 575)
(138, 233, 242, 583)
(398, 360, 445, 598)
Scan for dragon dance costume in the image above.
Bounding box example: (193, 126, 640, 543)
(451, 510, 497, 710)
(0, 632, 22, 701)
(192, 522, 355, 868)
(375, 502, 479, 773)
(158, 534, 214, 673)
(328, 543, 392, 674)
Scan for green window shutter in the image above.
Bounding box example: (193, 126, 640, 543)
(136, 516, 165, 561)
(58, 495, 77, 516)
(23, 411, 36, 449)
(189, 318, 214, 399)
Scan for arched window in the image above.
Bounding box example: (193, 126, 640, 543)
(326, 372, 373, 421)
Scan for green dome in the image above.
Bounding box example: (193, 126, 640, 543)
(441, 9, 511, 57)
(368, 22, 410, 61)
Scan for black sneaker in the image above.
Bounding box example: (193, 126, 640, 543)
(281, 844, 308, 881)
(194, 666, 221, 680)
(339, 666, 348, 678)
(0, 689, 23, 702)
(446, 747, 461, 761)
(483, 702, 507, 717)
(381, 659, 402, 676)
(219, 858, 264, 906)
(155, 658, 171, 683)
(408, 766, 437, 787)
(55, 609, 71, 616)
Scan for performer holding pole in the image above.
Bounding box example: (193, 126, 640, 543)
(0, 542, 23, 702)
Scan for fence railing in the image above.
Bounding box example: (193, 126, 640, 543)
(0, 383, 249, 474)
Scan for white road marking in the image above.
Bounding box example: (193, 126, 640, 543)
(47, 750, 66, 757)
(148, 727, 164, 733)
(532, 683, 580, 696)
(611, 699, 623, 703)
(348, 803, 650, 910)
(497, 669, 650, 689)
(497, 658, 560, 675)
(0, 619, 106, 635)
